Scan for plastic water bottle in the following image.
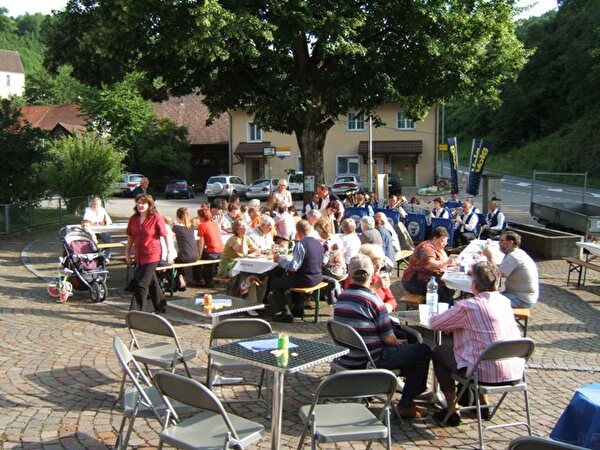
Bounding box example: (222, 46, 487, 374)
(426, 276, 439, 314)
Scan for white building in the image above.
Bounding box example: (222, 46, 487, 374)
(0, 50, 25, 99)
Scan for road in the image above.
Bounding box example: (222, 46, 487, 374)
(441, 164, 600, 210)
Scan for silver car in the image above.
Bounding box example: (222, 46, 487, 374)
(287, 172, 304, 199)
(204, 175, 248, 201)
(115, 173, 144, 197)
(331, 175, 364, 197)
(246, 178, 279, 200)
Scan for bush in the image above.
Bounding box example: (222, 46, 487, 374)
(45, 132, 124, 212)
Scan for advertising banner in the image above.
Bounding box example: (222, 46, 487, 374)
(447, 137, 460, 194)
(466, 139, 491, 196)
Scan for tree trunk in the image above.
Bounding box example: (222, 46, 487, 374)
(294, 116, 334, 202)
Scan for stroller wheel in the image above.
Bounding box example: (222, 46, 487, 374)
(90, 280, 107, 303)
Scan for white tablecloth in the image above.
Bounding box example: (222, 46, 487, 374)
(89, 222, 128, 234)
(576, 241, 600, 258)
(442, 239, 504, 293)
(230, 257, 278, 277)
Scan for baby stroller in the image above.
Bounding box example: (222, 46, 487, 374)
(59, 226, 109, 302)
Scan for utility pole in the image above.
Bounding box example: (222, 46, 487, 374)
(368, 115, 373, 191)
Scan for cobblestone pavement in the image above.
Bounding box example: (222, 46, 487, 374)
(1, 226, 599, 449)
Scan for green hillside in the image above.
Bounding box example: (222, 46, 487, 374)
(446, 0, 600, 186)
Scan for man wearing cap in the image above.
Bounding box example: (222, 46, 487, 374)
(479, 198, 506, 239)
(334, 254, 432, 419)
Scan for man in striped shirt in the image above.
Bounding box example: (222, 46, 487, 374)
(429, 261, 524, 426)
(334, 254, 432, 419)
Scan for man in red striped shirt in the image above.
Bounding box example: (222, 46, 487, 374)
(429, 261, 524, 426)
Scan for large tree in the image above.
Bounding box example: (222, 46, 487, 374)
(43, 0, 527, 186)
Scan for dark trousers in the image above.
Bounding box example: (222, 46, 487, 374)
(378, 343, 432, 407)
(402, 273, 453, 303)
(455, 231, 477, 247)
(271, 276, 300, 316)
(432, 344, 466, 393)
(201, 252, 221, 287)
(131, 261, 166, 312)
(479, 228, 501, 240)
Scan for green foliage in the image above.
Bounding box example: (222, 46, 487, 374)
(44, 132, 124, 211)
(447, 0, 600, 173)
(0, 10, 47, 74)
(0, 99, 49, 203)
(25, 65, 97, 105)
(43, 0, 527, 187)
(129, 118, 190, 190)
(81, 72, 154, 155)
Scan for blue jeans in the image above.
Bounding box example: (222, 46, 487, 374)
(377, 343, 432, 407)
(502, 291, 534, 308)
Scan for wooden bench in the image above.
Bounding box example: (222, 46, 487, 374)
(395, 249, 414, 277)
(156, 259, 221, 296)
(512, 307, 531, 337)
(398, 293, 426, 309)
(290, 281, 330, 323)
(565, 257, 600, 287)
(213, 276, 233, 286)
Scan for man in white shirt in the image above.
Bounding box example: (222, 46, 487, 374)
(317, 184, 345, 217)
(247, 215, 275, 251)
(482, 231, 539, 308)
(454, 199, 479, 246)
(480, 198, 506, 239)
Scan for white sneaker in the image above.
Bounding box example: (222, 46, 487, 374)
(247, 309, 259, 317)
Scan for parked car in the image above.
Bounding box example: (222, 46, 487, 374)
(246, 178, 279, 200)
(164, 179, 195, 199)
(387, 173, 403, 195)
(331, 175, 364, 197)
(204, 175, 248, 202)
(115, 173, 144, 197)
(287, 172, 304, 199)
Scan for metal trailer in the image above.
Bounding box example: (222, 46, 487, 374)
(530, 171, 600, 238)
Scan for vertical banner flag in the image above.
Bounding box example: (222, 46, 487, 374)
(447, 137, 459, 194)
(466, 139, 491, 196)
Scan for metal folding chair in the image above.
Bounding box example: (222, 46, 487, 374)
(207, 318, 272, 406)
(447, 338, 535, 449)
(508, 436, 588, 450)
(154, 371, 265, 449)
(297, 369, 398, 449)
(113, 336, 193, 450)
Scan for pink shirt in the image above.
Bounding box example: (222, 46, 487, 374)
(429, 291, 524, 383)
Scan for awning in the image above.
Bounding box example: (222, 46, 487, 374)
(234, 141, 272, 156)
(357, 140, 423, 156)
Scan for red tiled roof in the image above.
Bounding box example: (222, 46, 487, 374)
(153, 93, 229, 145)
(20, 105, 87, 132)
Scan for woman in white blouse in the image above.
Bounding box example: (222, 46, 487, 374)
(271, 179, 293, 208)
(83, 197, 112, 226)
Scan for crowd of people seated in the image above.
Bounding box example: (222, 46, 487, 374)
(87, 183, 538, 427)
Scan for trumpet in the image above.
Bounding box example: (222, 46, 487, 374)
(451, 206, 463, 219)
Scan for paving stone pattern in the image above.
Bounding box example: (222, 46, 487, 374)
(1, 227, 599, 449)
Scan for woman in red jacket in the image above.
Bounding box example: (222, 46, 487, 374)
(125, 194, 168, 312)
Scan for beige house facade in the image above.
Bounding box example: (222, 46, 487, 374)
(229, 103, 439, 189)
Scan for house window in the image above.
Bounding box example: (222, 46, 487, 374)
(347, 112, 365, 131)
(6, 75, 10, 87)
(247, 122, 262, 142)
(337, 156, 360, 175)
(397, 110, 415, 130)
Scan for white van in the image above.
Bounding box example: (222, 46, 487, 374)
(287, 172, 304, 199)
